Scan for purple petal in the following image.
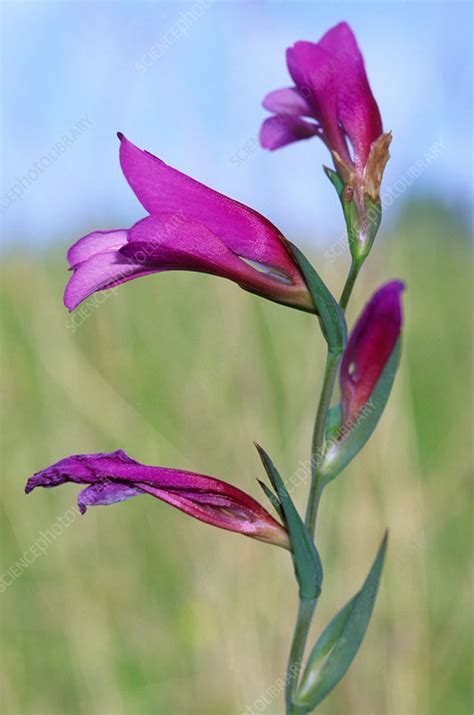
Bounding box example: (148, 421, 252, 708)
(123, 214, 296, 294)
(64, 247, 157, 312)
(262, 87, 313, 116)
(259, 115, 319, 150)
(286, 40, 352, 165)
(318, 22, 382, 168)
(67, 229, 129, 269)
(120, 214, 313, 311)
(78, 482, 143, 514)
(25, 450, 139, 494)
(117, 134, 303, 284)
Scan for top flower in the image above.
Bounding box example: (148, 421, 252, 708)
(260, 22, 390, 201)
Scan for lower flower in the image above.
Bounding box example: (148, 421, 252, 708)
(25, 450, 290, 550)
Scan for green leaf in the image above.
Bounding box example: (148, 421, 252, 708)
(324, 165, 381, 262)
(323, 166, 345, 199)
(321, 339, 401, 483)
(286, 242, 347, 355)
(364, 196, 382, 254)
(255, 444, 323, 599)
(324, 166, 359, 257)
(295, 533, 388, 710)
(257, 479, 285, 523)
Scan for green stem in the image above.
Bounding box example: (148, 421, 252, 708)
(285, 597, 317, 714)
(284, 256, 364, 713)
(339, 257, 363, 311)
(304, 350, 339, 538)
(305, 257, 364, 537)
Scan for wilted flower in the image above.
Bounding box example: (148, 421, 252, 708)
(260, 22, 391, 257)
(25, 450, 290, 549)
(64, 134, 313, 313)
(340, 280, 404, 422)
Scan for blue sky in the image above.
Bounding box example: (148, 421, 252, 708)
(1, 0, 472, 250)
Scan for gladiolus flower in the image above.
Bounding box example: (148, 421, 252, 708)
(260, 22, 389, 189)
(25, 450, 291, 550)
(260, 22, 391, 257)
(340, 281, 404, 421)
(64, 134, 313, 314)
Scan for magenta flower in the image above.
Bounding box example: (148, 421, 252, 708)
(25, 450, 290, 549)
(340, 281, 404, 421)
(260, 22, 391, 209)
(64, 134, 313, 313)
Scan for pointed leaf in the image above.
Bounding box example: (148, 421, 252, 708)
(324, 166, 360, 257)
(321, 340, 401, 483)
(324, 166, 344, 199)
(257, 479, 285, 523)
(295, 533, 388, 710)
(286, 242, 347, 354)
(256, 444, 323, 599)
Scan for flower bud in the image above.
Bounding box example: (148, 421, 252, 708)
(340, 280, 405, 423)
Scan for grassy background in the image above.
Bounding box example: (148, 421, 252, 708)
(1, 202, 472, 714)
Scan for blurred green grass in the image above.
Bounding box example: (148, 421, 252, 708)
(1, 202, 472, 715)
